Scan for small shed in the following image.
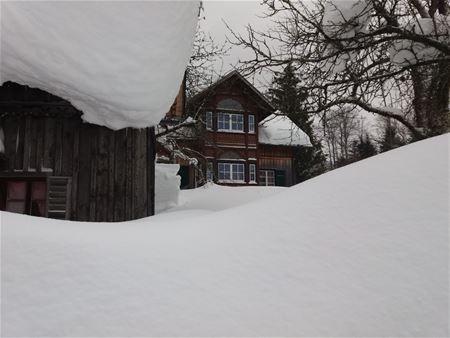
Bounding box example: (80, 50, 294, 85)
(0, 83, 155, 221)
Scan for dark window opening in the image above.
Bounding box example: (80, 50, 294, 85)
(0, 179, 47, 217)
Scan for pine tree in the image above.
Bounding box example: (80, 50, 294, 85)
(351, 133, 377, 161)
(269, 64, 326, 182)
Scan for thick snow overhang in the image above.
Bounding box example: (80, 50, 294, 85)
(0, 1, 199, 129)
(258, 113, 312, 147)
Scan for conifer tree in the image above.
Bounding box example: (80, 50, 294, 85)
(352, 134, 377, 161)
(269, 64, 326, 182)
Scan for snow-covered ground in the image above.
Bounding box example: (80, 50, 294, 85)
(1, 134, 449, 337)
(164, 183, 285, 213)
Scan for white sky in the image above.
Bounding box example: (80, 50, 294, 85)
(201, 1, 272, 89)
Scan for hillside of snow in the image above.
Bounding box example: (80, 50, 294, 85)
(0, 2, 198, 129)
(1, 134, 449, 336)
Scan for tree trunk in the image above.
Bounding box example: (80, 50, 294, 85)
(411, 61, 449, 137)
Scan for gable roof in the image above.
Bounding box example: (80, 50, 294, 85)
(189, 70, 275, 112)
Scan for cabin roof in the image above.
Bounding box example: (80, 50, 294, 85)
(1, 2, 198, 130)
(258, 113, 312, 147)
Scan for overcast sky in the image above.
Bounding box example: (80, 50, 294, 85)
(201, 1, 272, 89)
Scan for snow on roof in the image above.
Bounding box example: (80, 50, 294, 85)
(0, 1, 199, 129)
(258, 113, 312, 146)
(2, 134, 448, 336)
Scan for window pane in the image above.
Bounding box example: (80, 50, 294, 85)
(231, 164, 244, 181)
(231, 114, 244, 131)
(7, 181, 27, 199)
(224, 114, 230, 129)
(217, 98, 243, 110)
(248, 115, 255, 133)
(32, 181, 46, 200)
(218, 163, 231, 180)
(250, 164, 256, 181)
(259, 170, 275, 186)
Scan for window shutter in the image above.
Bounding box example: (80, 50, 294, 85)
(275, 170, 286, 187)
(47, 176, 71, 220)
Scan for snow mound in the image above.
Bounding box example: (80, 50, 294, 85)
(259, 113, 312, 146)
(1, 135, 449, 336)
(168, 183, 286, 213)
(0, 1, 199, 129)
(155, 163, 181, 214)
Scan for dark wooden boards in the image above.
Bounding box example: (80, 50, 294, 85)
(0, 82, 155, 222)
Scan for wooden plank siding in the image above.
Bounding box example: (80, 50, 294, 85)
(0, 82, 155, 222)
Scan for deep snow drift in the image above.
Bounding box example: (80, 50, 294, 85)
(0, 1, 198, 129)
(166, 183, 285, 213)
(1, 135, 449, 336)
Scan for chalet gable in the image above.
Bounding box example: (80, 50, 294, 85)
(188, 71, 274, 120)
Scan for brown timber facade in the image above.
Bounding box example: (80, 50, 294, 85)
(0, 82, 155, 221)
(163, 71, 303, 188)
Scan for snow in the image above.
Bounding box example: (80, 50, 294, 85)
(323, 0, 372, 38)
(259, 113, 312, 146)
(389, 15, 450, 66)
(0, 1, 199, 129)
(321, 0, 373, 74)
(1, 134, 449, 336)
(155, 163, 181, 214)
(165, 183, 285, 214)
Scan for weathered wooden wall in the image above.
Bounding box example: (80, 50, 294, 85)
(0, 82, 155, 222)
(259, 144, 295, 186)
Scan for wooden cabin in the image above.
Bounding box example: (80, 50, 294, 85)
(162, 71, 310, 188)
(0, 82, 155, 221)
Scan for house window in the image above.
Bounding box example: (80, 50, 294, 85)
(217, 113, 244, 132)
(205, 111, 213, 130)
(217, 98, 243, 110)
(248, 114, 255, 133)
(249, 164, 256, 182)
(206, 162, 214, 181)
(218, 163, 245, 182)
(1, 180, 47, 216)
(259, 170, 275, 186)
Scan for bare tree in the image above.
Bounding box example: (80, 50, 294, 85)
(318, 107, 362, 167)
(186, 9, 229, 99)
(228, 0, 450, 139)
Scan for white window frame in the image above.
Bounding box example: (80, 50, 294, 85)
(217, 112, 244, 132)
(205, 111, 213, 130)
(249, 164, 256, 183)
(248, 114, 255, 133)
(218, 163, 245, 183)
(259, 169, 275, 186)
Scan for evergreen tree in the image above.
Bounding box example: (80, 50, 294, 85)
(351, 133, 377, 161)
(270, 64, 326, 182)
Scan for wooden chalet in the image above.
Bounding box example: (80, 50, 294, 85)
(0, 82, 155, 221)
(161, 71, 311, 188)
